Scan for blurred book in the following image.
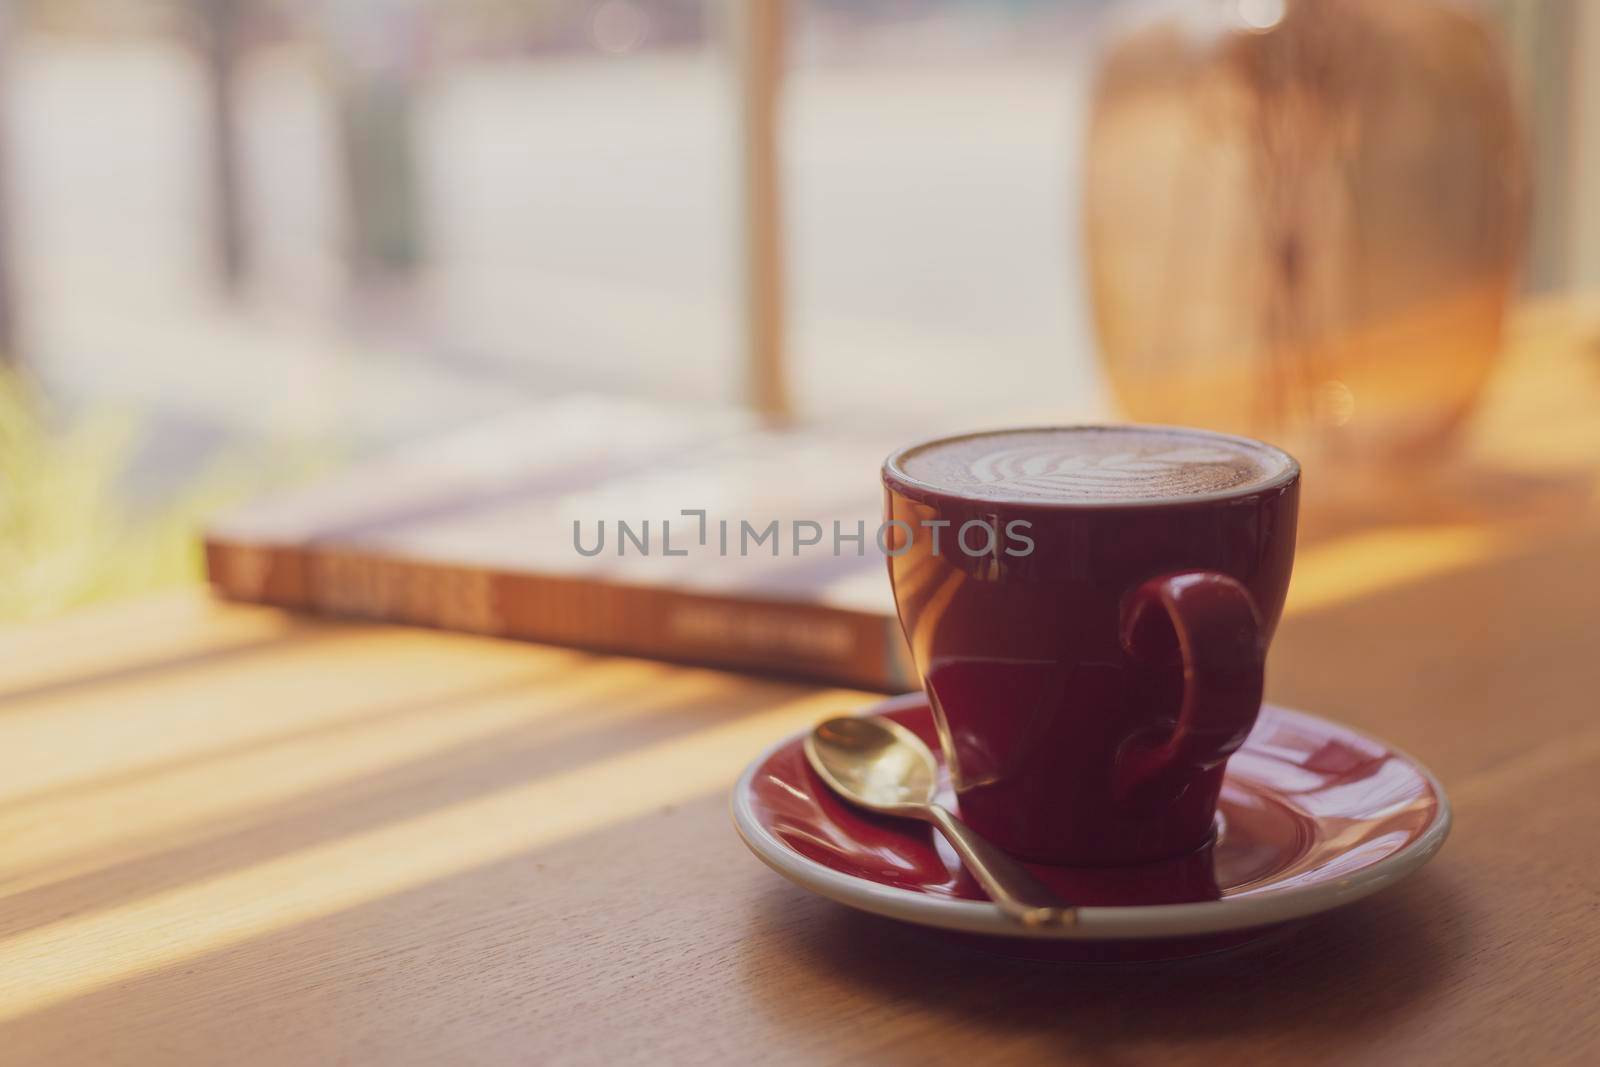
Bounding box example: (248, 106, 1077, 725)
(205, 396, 915, 691)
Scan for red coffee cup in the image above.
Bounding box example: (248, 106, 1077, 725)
(882, 425, 1299, 866)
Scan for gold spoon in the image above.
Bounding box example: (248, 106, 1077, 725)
(805, 715, 1077, 929)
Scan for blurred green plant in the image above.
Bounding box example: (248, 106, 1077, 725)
(0, 371, 322, 623)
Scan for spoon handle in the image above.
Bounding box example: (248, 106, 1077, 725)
(924, 805, 1077, 928)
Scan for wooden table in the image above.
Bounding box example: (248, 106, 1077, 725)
(3, 303, 1600, 1064)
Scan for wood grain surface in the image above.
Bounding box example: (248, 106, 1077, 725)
(1, 302, 1598, 1064)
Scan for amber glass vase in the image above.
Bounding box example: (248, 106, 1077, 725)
(1084, 0, 1527, 459)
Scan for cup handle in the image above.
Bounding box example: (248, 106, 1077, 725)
(1115, 571, 1265, 804)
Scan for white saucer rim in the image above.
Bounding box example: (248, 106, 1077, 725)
(731, 703, 1452, 941)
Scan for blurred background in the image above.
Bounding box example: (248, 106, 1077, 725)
(0, 0, 1596, 621)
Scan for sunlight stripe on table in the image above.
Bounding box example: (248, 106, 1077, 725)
(1286, 524, 1511, 617)
(0, 590, 300, 702)
(0, 658, 725, 894)
(0, 687, 862, 1022)
(0, 627, 589, 803)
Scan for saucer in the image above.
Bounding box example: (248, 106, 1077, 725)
(732, 692, 1449, 950)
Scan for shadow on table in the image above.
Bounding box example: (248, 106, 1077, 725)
(742, 871, 1463, 1057)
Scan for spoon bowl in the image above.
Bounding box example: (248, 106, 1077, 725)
(804, 715, 938, 813)
(804, 714, 1076, 928)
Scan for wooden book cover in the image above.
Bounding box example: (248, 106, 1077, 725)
(204, 396, 917, 691)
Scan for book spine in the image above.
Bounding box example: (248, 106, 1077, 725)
(204, 539, 915, 693)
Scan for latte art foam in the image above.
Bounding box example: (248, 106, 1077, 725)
(899, 428, 1290, 503)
